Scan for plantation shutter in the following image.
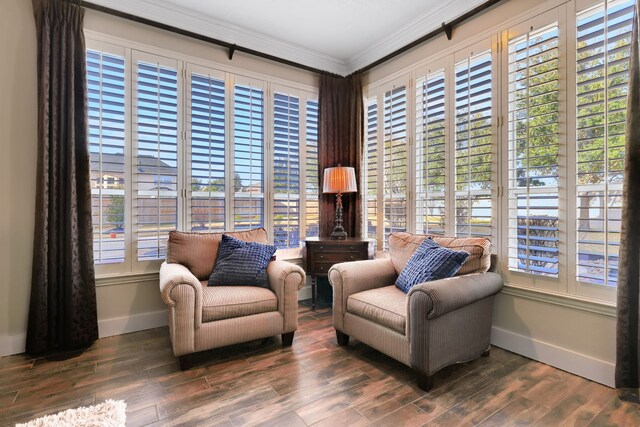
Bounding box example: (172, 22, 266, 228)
(133, 55, 179, 261)
(507, 24, 560, 276)
(365, 98, 379, 242)
(188, 70, 226, 232)
(415, 69, 447, 235)
(576, 0, 634, 285)
(383, 87, 407, 249)
(87, 48, 126, 264)
(273, 92, 301, 249)
(454, 51, 493, 238)
(234, 83, 265, 230)
(305, 99, 320, 238)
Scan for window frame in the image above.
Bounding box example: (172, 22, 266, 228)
(363, 0, 629, 304)
(86, 33, 318, 279)
(499, 8, 567, 293)
(414, 56, 450, 236)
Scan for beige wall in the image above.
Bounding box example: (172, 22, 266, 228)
(362, 0, 617, 385)
(0, 0, 38, 354)
(0, 0, 317, 355)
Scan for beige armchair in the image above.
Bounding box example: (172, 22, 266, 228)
(329, 232, 502, 391)
(159, 228, 305, 369)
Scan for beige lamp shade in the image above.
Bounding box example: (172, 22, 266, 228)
(323, 166, 357, 194)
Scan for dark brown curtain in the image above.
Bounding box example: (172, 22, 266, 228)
(27, 0, 98, 355)
(317, 74, 364, 238)
(616, 0, 640, 400)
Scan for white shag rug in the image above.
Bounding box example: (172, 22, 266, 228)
(16, 399, 126, 427)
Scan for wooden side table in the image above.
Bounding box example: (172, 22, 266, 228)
(304, 237, 373, 310)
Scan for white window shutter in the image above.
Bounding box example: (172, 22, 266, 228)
(576, 0, 634, 285)
(87, 49, 126, 264)
(133, 58, 179, 261)
(415, 70, 447, 235)
(189, 71, 226, 232)
(454, 51, 493, 238)
(507, 24, 560, 276)
(233, 83, 265, 231)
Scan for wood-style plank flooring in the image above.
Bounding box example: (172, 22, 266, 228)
(1, 304, 638, 426)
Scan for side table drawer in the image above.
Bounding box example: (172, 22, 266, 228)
(312, 243, 363, 253)
(314, 252, 360, 263)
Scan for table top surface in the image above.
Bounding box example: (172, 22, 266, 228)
(304, 237, 373, 244)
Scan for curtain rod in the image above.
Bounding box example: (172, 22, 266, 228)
(348, 0, 505, 77)
(80, 0, 504, 78)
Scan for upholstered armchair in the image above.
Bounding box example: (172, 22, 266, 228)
(328, 232, 502, 391)
(159, 228, 305, 369)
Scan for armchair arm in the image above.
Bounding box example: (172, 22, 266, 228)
(159, 262, 203, 329)
(267, 260, 306, 332)
(407, 272, 503, 320)
(328, 259, 397, 331)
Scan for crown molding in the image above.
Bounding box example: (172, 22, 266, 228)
(85, 0, 350, 75)
(345, 0, 488, 73)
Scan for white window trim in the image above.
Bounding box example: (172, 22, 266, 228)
(86, 33, 318, 280)
(363, 0, 626, 306)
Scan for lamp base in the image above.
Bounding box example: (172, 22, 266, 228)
(330, 192, 348, 240)
(330, 228, 348, 240)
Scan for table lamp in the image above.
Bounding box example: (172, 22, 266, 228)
(323, 164, 357, 240)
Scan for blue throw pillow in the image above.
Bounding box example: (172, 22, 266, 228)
(395, 238, 470, 293)
(208, 234, 276, 288)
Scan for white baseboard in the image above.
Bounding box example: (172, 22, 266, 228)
(0, 334, 26, 357)
(491, 326, 615, 387)
(98, 309, 168, 338)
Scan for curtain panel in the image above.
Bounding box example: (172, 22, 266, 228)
(616, 0, 640, 399)
(27, 0, 98, 355)
(317, 74, 364, 238)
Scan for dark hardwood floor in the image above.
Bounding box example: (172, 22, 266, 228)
(0, 304, 638, 426)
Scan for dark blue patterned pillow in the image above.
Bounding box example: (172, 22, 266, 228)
(395, 238, 469, 293)
(208, 234, 276, 288)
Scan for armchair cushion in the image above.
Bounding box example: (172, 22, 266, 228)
(199, 282, 278, 322)
(395, 239, 469, 293)
(208, 234, 276, 288)
(166, 228, 268, 280)
(347, 285, 407, 334)
(389, 232, 491, 276)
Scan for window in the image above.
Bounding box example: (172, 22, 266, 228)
(366, 42, 493, 250)
(365, 98, 379, 241)
(86, 38, 318, 275)
(273, 92, 300, 249)
(188, 68, 226, 233)
(454, 50, 493, 238)
(383, 86, 408, 249)
(362, 1, 633, 302)
(133, 54, 179, 261)
(415, 69, 447, 235)
(305, 99, 320, 238)
(575, 0, 634, 286)
(233, 82, 265, 231)
(507, 24, 560, 276)
(87, 48, 126, 265)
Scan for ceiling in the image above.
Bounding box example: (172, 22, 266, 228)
(88, 0, 489, 75)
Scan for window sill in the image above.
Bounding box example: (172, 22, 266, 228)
(96, 271, 159, 287)
(501, 281, 616, 317)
